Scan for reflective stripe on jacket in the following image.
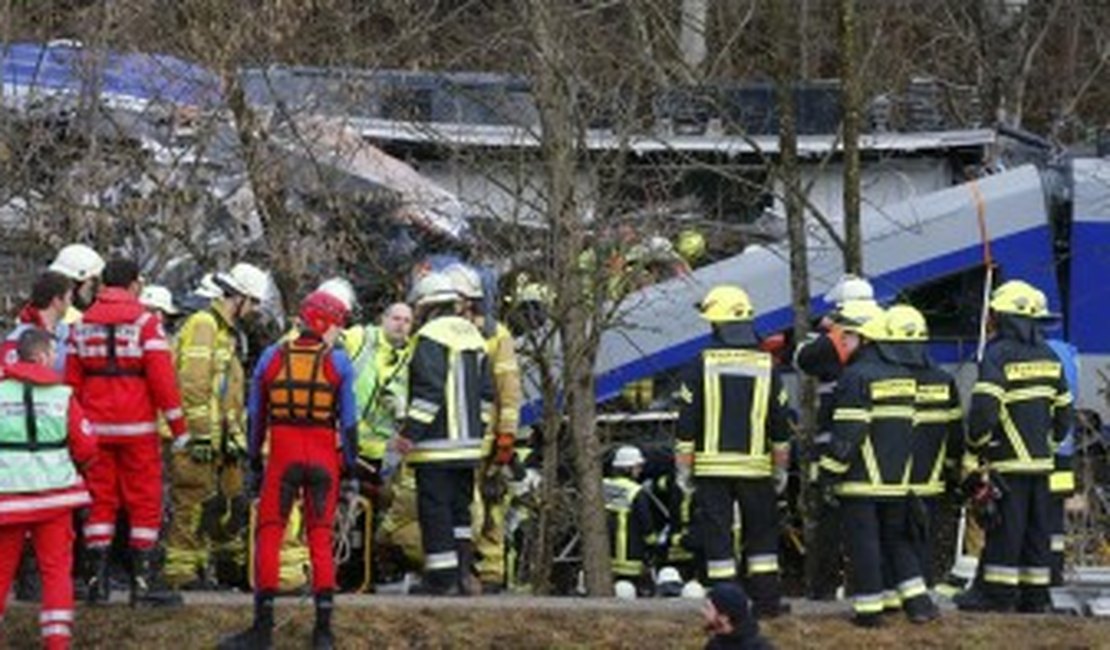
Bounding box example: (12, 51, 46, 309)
(404, 316, 493, 466)
(175, 302, 244, 448)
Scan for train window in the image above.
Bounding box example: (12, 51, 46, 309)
(896, 265, 991, 339)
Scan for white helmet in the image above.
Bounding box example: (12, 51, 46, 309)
(317, 277, 357, 312)
(194, 273, 224, 299)
(614, 580, 637, 600)
(218, 262, 269, 302)
(825, 274, 874, 306)
(49, 244, 105, 282)
(612, 445, 645, 469)
(409, 272, 460, 307)
(681, 580, 706, 599)
(443, 263, 483, 300)
(656, 566, 683, 598)
(140, 285, 179, 315)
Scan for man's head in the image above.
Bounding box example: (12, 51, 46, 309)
(214, 263, 269, 323)
(703, 583, 751, 636)
(381, 302, 414, 347)
(102, 258, 142, 295)
(831, 299, 884, 359)
(30, 271, 73, 321)
(17, 327, 56, 368)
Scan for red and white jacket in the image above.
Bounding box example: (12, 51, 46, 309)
(0, 362, 97, 526)
(65, 288, 187, 440)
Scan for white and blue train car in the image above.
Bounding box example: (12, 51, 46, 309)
(524, 158, 1110, 425)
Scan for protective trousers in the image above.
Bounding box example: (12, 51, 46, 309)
(0, 513, 76, 650)
(807, 430, 843, 600)
(416, 465, 474, 591)
(696, 477, 781, 610)
(84, 436, 163, 550)
(1049, 493, 1065, 585)
(841, 499, 928, 618)
(979, 474, 1052, 608)
(254, 429, 339, 595)
(164, 453, 245, 587)
(471, 477, 508, 586)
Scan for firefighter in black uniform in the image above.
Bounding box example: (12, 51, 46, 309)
(398, 272, 494, 596)
(818, 302, 940, 627)
(883, 305, 963, 589)
(603, 445, 658, 595)
(793, 274, 875, 600)
(955, 280, 1073, 613)
(676, 285, 790, 618)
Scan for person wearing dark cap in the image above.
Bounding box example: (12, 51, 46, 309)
(702, 583, 775, 650)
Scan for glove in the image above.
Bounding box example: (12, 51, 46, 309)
(189, 439, 214, 464)
(494, 433, 516, 465)
(172, 433, 191, 453)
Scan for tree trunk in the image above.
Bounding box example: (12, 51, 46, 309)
(771, 0, 818, 595)
(525, 0, 613, 597)
(839, 0, 863, 274)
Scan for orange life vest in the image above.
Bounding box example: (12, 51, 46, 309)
(268, 341, 336, 426)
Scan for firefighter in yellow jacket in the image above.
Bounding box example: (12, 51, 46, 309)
(165, 263, 269, 588)
(445, 264, 521, 593)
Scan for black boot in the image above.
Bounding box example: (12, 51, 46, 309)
(457, 541, 482, 596)
(904, 594, 940, 624)
(312, 592, 335, 650)
(85, 547, 111, 605)
(130, 548, 184, 608)
(218, 592, 275, 650)
(954, 585, 1015, 613)
(411, 568, 460, 596)
(851, 612, 884, 628)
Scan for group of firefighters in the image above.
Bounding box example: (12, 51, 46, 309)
(0, 238, 1080, 648)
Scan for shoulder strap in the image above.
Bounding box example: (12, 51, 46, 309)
(23, 383, 37, 452)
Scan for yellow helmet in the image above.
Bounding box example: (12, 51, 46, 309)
(698, 285, 754, 322)
(833, 299, 884, 335)
(989, 280, 1052, 319)
(676, 229, 707, 264)
(884, 304, 929, 341)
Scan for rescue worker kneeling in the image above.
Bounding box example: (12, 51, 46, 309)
(220, 291, 358, 650)
(603, 445, 657, 595)
(817, 303, 940, 627)
(955, 281, 1072, 613)
(675, 285, 790, 619)
(0, 329, 97, 650)
(398, 272, 494, 596)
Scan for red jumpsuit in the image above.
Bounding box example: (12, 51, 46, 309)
(247, 334, 357, 594)
(65, 288, 186, 549)
(0, 362, 97, 650)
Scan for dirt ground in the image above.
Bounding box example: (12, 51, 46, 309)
(2, 602, 1109, 649)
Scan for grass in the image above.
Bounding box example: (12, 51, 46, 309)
(2, 603, 1109, 649)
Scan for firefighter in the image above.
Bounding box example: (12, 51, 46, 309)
(1045, 337, 1078, 585)
(955, 280, 1073, 613)
(0, 329, 97, 650)
(65, 258, 188, 607)
(398, 272, 494, 596)
(883, 305, 963, 589)
(793, 274, 876, 600)
(165, 262, 268, 588)
(817, 302, 939, 627)
(603, 445, 657, 594)
(221, 290, 357, 650)
(48, 243, 105, 323)
(2, 271, 73, 376)
(445, 263, 521, 593)
(675, 285, 790, 619)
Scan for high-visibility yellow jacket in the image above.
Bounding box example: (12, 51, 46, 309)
(344, 324, 409, 460)
(174, 300, 245, 451)
(485, 322, 521, 439)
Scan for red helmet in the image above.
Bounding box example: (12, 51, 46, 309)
(299, 290, 349, 335)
